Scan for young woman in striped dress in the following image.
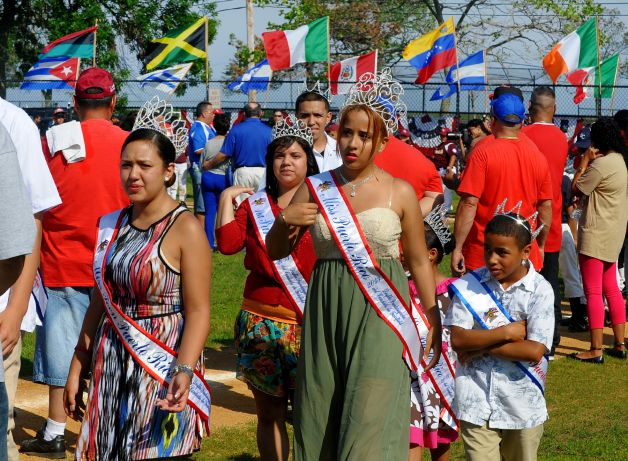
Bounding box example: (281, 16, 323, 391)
(63, 127, 212, 460)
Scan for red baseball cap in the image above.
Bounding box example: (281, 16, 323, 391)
(53, 107, 66, 115)
(213, 108, 223, 115)
(75, 67, 116, 99)
(439, 127, 451, 136)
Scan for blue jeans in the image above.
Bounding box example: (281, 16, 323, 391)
(201, 171, 228, 248)
(189, 163, 205, 214)
(0, 381, 7, 461)
(33, 287, 92, 386)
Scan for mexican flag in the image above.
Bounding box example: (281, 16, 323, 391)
(262, 17, 329, 71)
(329, 51, 377, 95)
(543, 18, 598, 83)
(566, 54, 620, 104)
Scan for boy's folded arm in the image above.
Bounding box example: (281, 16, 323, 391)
(486, 340, 547, 363)
(450, 325, 513, 352)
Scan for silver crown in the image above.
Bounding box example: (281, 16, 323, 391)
(424, 204, 452, 249)
(272, 113, 314, 146)
(341, 67, 407, 134)
(299, 80, 332, 104)
(494, 198, 544, 241)
(133, 96, 189, 156)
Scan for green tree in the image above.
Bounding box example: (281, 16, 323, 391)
(0, 0, 219, 98)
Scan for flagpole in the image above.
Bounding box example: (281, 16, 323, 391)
(595, 15, 602, 116)
(93, 19, 98, 67)
(327, 16, 331, 88)
(451, 18, 462, 119)
(263, 72, 272, 109)
(483, 49, 489, 114)
(204, 16, 210, 101)
(452, 19, 461, 96)
(374, 49, 379, 74)
(609, 55, 620, 114)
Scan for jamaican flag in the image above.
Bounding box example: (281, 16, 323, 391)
(145, 17, 207, 71)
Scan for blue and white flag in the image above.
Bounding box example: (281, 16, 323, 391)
(228, 59, 272, 94)
(431, 50, 486, 101)
(137, 63, 193, 94)
(20, 57, 80, 90)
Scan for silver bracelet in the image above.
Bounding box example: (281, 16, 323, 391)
(170, 363, 194, 378)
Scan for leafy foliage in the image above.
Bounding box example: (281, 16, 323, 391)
(0, 0, 219, 97)
(241, 0, 624, 80)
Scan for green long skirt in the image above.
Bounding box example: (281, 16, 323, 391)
(294, 258, 411, 461)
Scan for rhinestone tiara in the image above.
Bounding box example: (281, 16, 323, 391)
(272, 113, 314, 146)
(299, 80, 332, 105)
(132, 96, 189, 156)
(494, 198, 544, 241)
(341, 67, 407, 134)
(424, 204, 452, 249)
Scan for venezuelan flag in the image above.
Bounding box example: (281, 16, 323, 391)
(403, 18, 457, 84)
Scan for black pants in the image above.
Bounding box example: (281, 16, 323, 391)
(540, 252, 561, 354)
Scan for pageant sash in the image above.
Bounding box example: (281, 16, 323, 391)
(410, 297, 458, 431)
(449, 270, 548, 394)
(248, 191, 308, 317)
(93, 209, 212, 430)
(307, 171, 422, 371)
(32, 270, 48, 325)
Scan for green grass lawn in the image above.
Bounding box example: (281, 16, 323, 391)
(20, 202, 628, 460)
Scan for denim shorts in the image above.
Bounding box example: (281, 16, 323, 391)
(33, 287, 92, 386)
(189, 163, 205, 214)
(0, 381, 7, 461)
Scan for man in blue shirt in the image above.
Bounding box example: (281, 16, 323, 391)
(189, 101, 216, 226)
(206, 102, 271, 196)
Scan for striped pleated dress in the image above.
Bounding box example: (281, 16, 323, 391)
(77, 205, 203, 460)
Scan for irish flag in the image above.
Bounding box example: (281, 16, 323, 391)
(329, 51, 377, 95)
(543, 18, 598, 83)
(262, 17, 329, 71)
(566, 54, 620, 104)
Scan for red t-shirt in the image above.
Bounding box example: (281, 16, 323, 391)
(215, 197, 316, 312)
(522, 123, 568, 253)
(457, 135, 553, 271)
(375, 136, 443, 200)
(41, 119, 129, 287)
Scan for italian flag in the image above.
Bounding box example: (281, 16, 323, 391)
(262, 17, 329, 71)
(566, 54, 620, 104)
(329, 51, 377, 95)
(543, 18, 598, 83)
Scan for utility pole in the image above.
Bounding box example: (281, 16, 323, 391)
(247, 0, 257, 103)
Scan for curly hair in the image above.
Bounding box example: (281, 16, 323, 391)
(590, 117, 627, 168)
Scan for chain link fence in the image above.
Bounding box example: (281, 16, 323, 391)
(4, 79, 626, 119)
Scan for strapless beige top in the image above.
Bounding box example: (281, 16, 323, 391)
(311, 208, 402, 260)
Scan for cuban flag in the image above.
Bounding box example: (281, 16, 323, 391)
(20, 57, 80, 90)
(228, 59, 272, 94)
(431, 50, 486, 100)
(137, 63, 193, 94)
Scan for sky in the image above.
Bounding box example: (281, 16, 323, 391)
(206, 0, 628, 84)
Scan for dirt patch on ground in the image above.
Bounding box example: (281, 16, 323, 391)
(15, 346, 256, 459)
(14, 324, 625, 459)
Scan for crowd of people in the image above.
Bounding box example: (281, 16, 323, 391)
(0, 62, 625, 461)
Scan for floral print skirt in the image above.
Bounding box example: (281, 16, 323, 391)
(234, 308, 301, 397)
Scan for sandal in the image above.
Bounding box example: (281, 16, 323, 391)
(604, 342, 627, 360)
(567, 347, 604, 364)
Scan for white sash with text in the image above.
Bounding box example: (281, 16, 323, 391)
(449, 271, 548, 394)
(248, 191, 308, 317)
(307, 171, 423, 371)
(94, 209, 211, 430)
